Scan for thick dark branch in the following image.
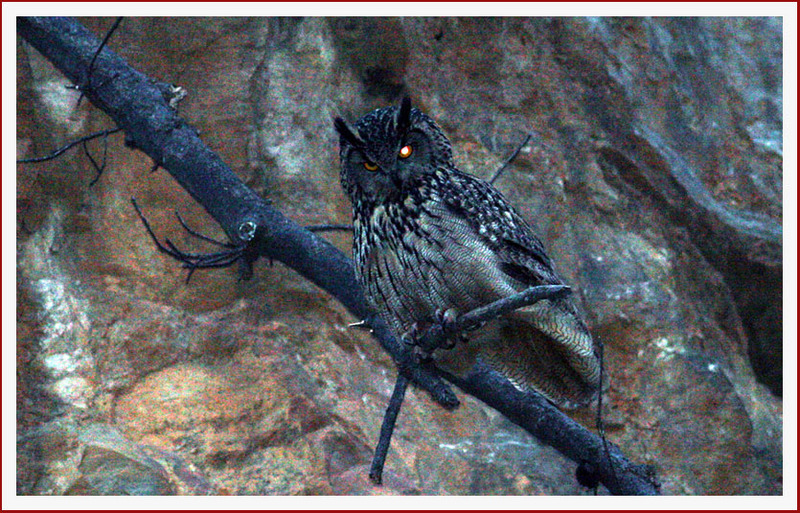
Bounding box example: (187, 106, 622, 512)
(18, 16, 657, 494)
(18, 15, 456, 410)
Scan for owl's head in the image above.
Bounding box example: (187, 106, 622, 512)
(335, 97, 453, 203)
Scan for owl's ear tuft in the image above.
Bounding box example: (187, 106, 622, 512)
(334, 117, 364, 149)
(395, 96, 412, 135)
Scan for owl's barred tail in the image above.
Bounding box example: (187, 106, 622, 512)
(482, 300, 602, 408)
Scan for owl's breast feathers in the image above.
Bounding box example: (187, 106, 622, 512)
(353, 175, 509, 333)
(353, 167, 600, 407)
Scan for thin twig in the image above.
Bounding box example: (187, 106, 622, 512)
(85, 128, 111, 186)
(174, 211, 237, 248)
(17, 127, 123, 164)
(77, 17, 123, 106)
(595, 337, 617, 488)
(131, 198, 246, 283)
(487, 131, 616, 493)
(488, 133, 532, 185)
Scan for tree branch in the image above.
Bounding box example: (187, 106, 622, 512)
(17, 126, 123, 163)
(488, 133, 532, 185)
(17, 16, 659, 495)
(442, 361, 659, 495)
(415, 284, 571, 353)
(17, 14, 457, 410)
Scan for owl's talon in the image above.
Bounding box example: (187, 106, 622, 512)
(435, 308, 459, 335)
(400, 323, 420, 346)
(432, 308, 464, 350)
(414, 345, 434, 361)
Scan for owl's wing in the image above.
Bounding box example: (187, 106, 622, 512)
(441, 169, 601, 406)
(440, 169, 558, 286)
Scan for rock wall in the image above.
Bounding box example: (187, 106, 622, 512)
(16, 17, 782, 495)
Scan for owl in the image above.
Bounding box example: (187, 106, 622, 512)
(334, 98, 600, 408)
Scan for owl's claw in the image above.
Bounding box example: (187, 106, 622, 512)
(434, 308, 462, 350)
(402, 323, 438, 360)
(400, 323, 420, 347)
(435, 308, 458, 331)
(402, 310, 467, 357)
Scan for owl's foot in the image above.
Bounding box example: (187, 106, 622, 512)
(401, 310, 467, 358)
(400, 323, 420, 347)
(434, 308, 462, 350)
(416, 309, 467, 355)
(401, 323, 440, 360)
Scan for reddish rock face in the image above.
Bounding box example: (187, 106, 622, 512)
(16, 17, 782, 496)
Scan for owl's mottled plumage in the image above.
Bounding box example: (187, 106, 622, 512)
(335, 98, 600, 407)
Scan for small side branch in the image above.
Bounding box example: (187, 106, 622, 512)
(416, 284, 571, 353)
(458, 284, 570, 330)
(84, 128, 112, 186)
(369, 374, 409, 485)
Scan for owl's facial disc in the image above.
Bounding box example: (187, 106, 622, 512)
(338, 99, 452, 204)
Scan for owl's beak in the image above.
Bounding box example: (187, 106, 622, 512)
(386, 158, 399, 184)
(390, 161, 411, 189)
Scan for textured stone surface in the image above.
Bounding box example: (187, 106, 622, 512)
(16, 17, 782, 495)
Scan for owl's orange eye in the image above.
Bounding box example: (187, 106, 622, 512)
(363, 161, 379, 171)
(399, 145, 413, 159)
